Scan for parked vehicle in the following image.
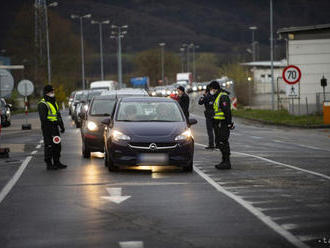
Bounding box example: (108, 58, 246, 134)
(176, 72, 192, 85)
(68, 91, 76, 115)
(103, 97, 197, 172)
(130, 77, 149, 89)
(0, 98, 11, 127)
(90, 80, 118, 91)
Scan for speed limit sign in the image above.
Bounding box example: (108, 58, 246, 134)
(282, 65, 301, 85)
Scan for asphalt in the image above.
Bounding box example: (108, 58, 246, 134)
(0, 94, 329, 248)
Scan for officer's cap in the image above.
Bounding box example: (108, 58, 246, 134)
(43, 85, 54, 95)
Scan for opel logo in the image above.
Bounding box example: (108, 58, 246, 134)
(149, 143, 157, 151)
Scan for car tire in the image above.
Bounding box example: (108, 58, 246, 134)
(82, 140, 91, 158)
(183, 161, 193, 172)
(106, 152, 118, 172)
(104, 146, 108, 167)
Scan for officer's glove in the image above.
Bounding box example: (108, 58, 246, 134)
(60, 128, 65, 133)
(228, 122, 235, 130)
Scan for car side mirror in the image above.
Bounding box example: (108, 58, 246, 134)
(188, 118, 198, 126)
(6, 104, 12, 109)
(101, 118, 111, 126)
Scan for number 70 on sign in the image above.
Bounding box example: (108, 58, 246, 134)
(282, 65, 301, 85)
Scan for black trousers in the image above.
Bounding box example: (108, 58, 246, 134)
(205, 117, 215, 146)
(213, 120, 230, 160)
(42, 124, 61, 164)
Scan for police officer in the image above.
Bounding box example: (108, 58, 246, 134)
(38, 85, 67, 170)
(177, 86, 190, 120)
(208, 81, 234, 169)
(198, 84, 216, 149)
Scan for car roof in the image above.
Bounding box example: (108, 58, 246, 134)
(120, 97, 175, 102)
(93, 95, 117, 100)
(101, 88, 149, 96)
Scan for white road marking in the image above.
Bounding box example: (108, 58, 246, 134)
(101, 187, 131, 204)
(31, 151, 37, 155)
(75, 129, 80, 134)
(193, 166, 309, 248)
(0, 156, 32, 204)
(36, 144, 41, 149)
(274, 140, 330, 152)
(281, 223, 299, 230)
(39, 140, 43, 144)
(195, 143, 330, 181)
(119, 241, 144, 248)
(297, 235, 320, 242)
(250, 136, 262, 139)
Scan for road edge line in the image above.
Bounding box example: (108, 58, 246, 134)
(193, 165, 309, 248)
(0, 156, 32, 204)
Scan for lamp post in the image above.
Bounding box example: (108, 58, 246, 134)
(270, 0, 275, 110)
(249, 26, 257, 62)
(179, 47, 185, 72)
(190, 43, 199, 82)
(91, 19, 110, 80)
(71, 13, 92, 90)
(182, 43, 190, 72)
(44, 1, 58, 84)
(110, 25, 128, 89)
(159, 43, 166, 84)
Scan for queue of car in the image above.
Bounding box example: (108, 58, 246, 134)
(69, 86, 197, 172)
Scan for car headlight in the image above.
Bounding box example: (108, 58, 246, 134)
(175, 129, 192, 141)
(151, 92, 156, 96)
(6, 110, 10, 115)
(111, 130, 130, 141)
(87, 121, 98, 131)
(83, 104, 88, 111)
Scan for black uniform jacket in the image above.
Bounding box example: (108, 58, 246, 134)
(177, 93, 190, 119)
(198, 93, 216, 119)
(38, 95, 64, 131)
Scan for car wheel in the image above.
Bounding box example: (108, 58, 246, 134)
(82, 140, 91, 158)
(183, 161, 193, 172)
(106, 152, 118, 172)
(104, 146, 108, 167)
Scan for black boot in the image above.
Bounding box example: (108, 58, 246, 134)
(54, 161, 67, 169)
(215, 157, 231, 170)
(46, 160, 57, 170)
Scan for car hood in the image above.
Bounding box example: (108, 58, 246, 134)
(114, 122, 187, 140)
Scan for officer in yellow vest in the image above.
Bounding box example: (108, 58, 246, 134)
(209, 81, 234, 169)
(38, 85, 67, 170)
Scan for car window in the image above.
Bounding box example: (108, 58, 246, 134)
(116, 101, 183, 122)
(0, 100, 5, 107)
(90, 99, 116, 116)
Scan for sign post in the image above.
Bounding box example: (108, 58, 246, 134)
(17, 80, 34, 130)
(283, 65, 301, 114)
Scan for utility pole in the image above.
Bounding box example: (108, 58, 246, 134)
(159, 43, 166, 84)
(190, 43, 199, 81)
(270, 0, 275, 110)
(180, 47, 185, 72)
(111, 25, 128, 89)
(71, 14, 91, 89)
(91, 19, 110, 80)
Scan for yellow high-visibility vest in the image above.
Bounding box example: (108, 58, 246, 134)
(40, 98, 59, 122)
(213, 92, 228, 120)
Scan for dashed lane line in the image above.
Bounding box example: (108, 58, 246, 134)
(193, 165, 309, 248)
(31, 150, 37, 155)
(0, 156, 32, 204)
(36, 144, 41, 149)
(195, 143, 330, 181)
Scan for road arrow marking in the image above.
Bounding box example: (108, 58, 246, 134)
(101, 187, 131, 204)
(119, 241, 144, 248)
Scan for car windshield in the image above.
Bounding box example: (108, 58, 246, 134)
(116, 101, 183, 122)
(87, 90, 104, 100)
(90, 99, 116, 116)
(74, 92, 83, 101)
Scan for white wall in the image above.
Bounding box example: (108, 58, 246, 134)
(253, 68, 284, 94)
(288, 39, 330, 113)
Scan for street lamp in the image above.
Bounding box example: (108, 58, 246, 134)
(182, 43, 190, 72)
(159, 43, 166, 84)
(270, 0, 275, 110)
(249, 26, 257, 62)
(91, 19, 110, 80)
(110, 25, 128, 89)
(71, 13, 92, 90)
(190, 43, 199, 82)
(179, 47, 185, 72)
(44, 1, 58, 84)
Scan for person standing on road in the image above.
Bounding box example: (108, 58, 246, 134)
(209, 81, 234, 169)
(198, 84, 216, 149)
(38, 85, 67, 170)
(177, 86, 190, 120)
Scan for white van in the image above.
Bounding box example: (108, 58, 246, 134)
(90, 81, 118, 91)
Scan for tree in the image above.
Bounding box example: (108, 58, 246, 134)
(133, 48, 180, 86)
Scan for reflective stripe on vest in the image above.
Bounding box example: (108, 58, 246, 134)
(40, 98, 58, 122)
(213, 92, 228, 120)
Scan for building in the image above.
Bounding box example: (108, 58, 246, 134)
(278, 24, 330, 114)
(241, 60, 287, 94)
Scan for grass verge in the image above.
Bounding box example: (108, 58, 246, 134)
(233, 108, 325, 127)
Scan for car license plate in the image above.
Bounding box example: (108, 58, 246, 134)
(138, 153, 168, 165)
